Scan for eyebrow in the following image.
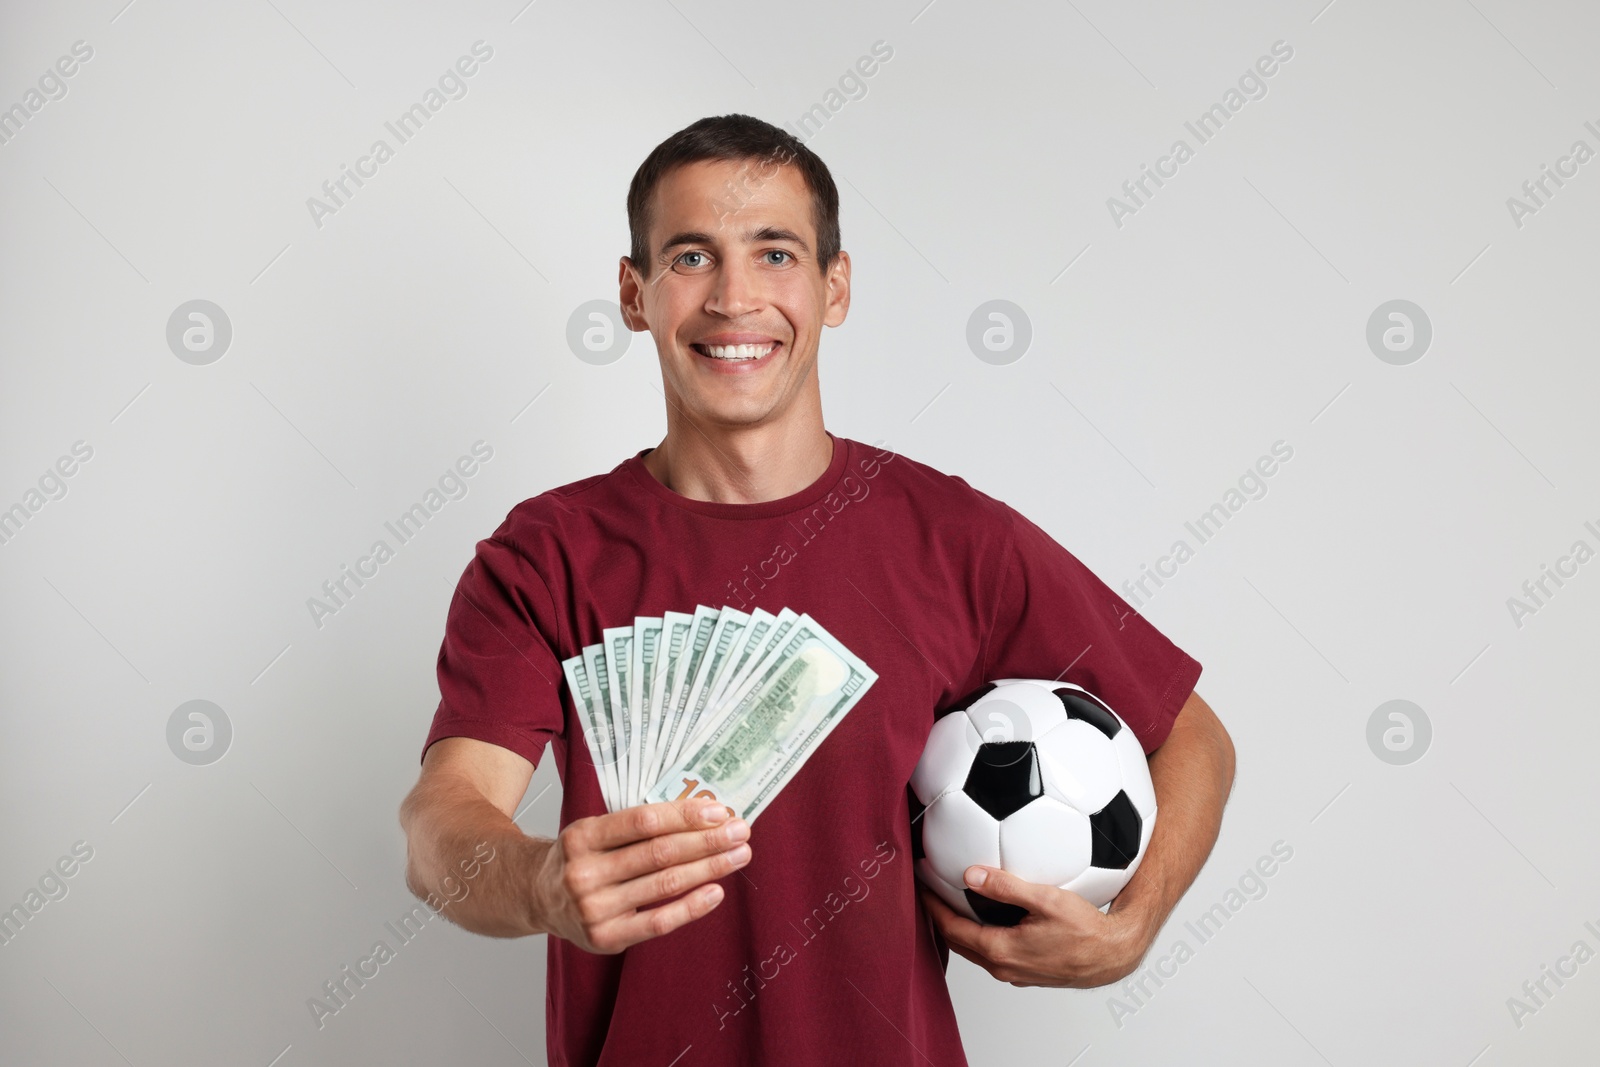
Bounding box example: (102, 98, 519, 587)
(657, 225, 811, 260)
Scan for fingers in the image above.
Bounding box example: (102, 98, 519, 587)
(600, 812, 750, 885)
(944, 939, 985, 968)
(554, 798, 751, 953)
(919, 884, 979, 939)
(919, 884, 1007, 961)
(963, 865, 1052, 916)
(589, 881, 729, 953)
(579, 797, 730, 852)
(919, 888, 1020, 984)
(598, 838, 752, 915)
(917, 885, 959, 930)
(941, 933, 1005, 980)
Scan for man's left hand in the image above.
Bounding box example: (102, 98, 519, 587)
(918, 865, 1149, 988)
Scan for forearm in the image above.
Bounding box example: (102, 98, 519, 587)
(399, 774, 554, 938)
(1109, 692, 1236, 947)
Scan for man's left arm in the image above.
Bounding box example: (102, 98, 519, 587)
(920, 689, 1236, 988)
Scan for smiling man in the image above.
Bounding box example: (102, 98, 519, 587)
(399, 114, 1235, 1067)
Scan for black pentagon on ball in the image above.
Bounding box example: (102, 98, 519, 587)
(1054, 687, 1120, 740)
(1089, 790, 1142, 869)
(908, 788, 926, 861)
(962, 741, 1042, 820)
(965, 889, 1028, 927)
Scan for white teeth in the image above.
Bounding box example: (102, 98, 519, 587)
(700, 342, 775, 361)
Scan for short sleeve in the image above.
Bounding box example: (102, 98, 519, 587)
(977, 507, 1202, 755)
(421, 535, 566, 767)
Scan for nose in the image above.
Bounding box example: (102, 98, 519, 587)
(705, 253, 761, 319)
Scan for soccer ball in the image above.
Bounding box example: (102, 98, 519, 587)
(910, 679, 1157, 926)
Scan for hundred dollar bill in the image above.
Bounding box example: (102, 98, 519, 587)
(665, 607, 749, 775)
(643, 610, 694, 788)
(602, 625, 637, 806)
(653, 605, 721, 786)
(645, 615, 877, 823)
(562, 652, 621, 811)
(680, 606, 800, 758)
(717, 606, 797, 717)
(578, 644, 622, 811)
(702, 608, 776, 718)
(629, 616, 663, 807)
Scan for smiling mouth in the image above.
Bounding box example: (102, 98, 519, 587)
(692, 342, 780, 362)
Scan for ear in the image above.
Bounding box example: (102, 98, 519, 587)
(617, 257, 649, 331)
(823, 250, 851, 328)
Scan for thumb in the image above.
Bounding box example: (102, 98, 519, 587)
(962, 864, 1053, 915)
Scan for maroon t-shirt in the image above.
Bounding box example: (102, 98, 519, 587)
(422, 433, 1202, 1067)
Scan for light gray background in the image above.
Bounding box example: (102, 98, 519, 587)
(2, 0, 1596, 1064)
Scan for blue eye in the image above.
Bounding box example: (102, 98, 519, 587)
(764, 250, 792, 265)
(676, 250, 708, 269)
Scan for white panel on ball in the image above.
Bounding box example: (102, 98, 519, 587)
(997, 795, 1093, 886)
(1034, 719, 1124, 813)
(959, 682, 1065, 748)
(1061, 864, 1135, 910)
(922, 790, 1001, 891)
(1112, 723, 1159, 818)
(910, 711, 983, 805)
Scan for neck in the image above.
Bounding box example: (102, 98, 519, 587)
(642, 401, 832, 505)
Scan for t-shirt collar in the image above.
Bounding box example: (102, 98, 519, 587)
(624, 431, 851, 520)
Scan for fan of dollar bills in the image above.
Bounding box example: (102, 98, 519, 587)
(561, 606, 877, 824)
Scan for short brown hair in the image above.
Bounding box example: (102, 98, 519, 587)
(625, 114, 841, 279)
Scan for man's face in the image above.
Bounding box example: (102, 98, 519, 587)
(620, 158, 850, 431)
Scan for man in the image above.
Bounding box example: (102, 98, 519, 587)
(400, 113, 1235, 1066)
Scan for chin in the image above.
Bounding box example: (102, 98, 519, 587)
(686, 397, 775, 428)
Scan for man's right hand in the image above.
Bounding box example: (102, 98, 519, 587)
(532, 797, 752, 954)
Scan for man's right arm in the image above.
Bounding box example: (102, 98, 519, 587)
(398, 736, 753, 953)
